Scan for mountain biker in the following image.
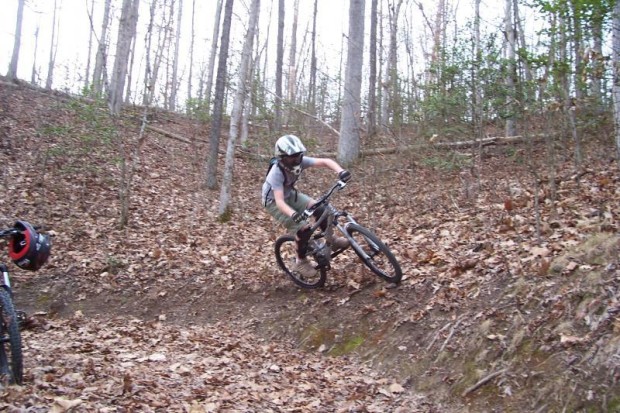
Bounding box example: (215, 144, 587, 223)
(262, 134, 351, 278)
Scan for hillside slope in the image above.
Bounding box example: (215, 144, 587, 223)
(1, 79, 619, 412)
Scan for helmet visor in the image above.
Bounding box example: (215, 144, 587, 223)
(280, 152, 303, 169)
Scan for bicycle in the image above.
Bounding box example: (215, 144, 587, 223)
(0, 221, 50, 385)
(274, 179, 403, 289)
(0, 228, 25, 385)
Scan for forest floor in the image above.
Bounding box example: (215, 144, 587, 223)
(1, 79, 619, 412)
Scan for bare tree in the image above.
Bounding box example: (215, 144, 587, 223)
(367, 0, 378, 136)
(286, 0, 300, 119)
(219, 0, 261, 217)
(7, 0, 26, 80)
(338, 0, 365, 165)
(381, 0, 404, 129)
(612, 0, 620, 164)
(45, 0, 60, 90)
(168, 0, 183, 111)
(84, 0, 96, 91)
(274, 0, 285, 131)
(187, 0, 197, 106)
(143, 0, 175, 107)
(108, 0, 140, 115)
(504, 0, 517, 137)
(93, 0, 112, 96)
(205, 0, 224, 112)
(307, 0, 318, 114)
(205, 0, 235, 189)
(30, 25, 40, 84)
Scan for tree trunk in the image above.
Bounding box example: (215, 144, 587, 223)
(84, 0, 95, 91)
(93, 0, 112, 96)
(591, 11, 604, 112)
(504, 0, 517, 137)
(125, 29, 138, 104)
(108, 0, 140, 116)
(338, 0, 365, 166)
(473, 0, 482, 137)
(143, 0, 171, 107)
(274, 0, 285, 132)
(30, 25, 40, 84)
(205, 0, 235, 189)
(45, 0, 60, 90)
(219, 0, 260, 218)
(7, 0, 25, 80)
(169, 0, 183, 111)
(307, 0, 318, 114)
(367, 0, 378, 136)
(287, 0, 299, 111)
(612, 0, 620, 164)
(386, 0, 403, 127)
(205, 0, 224, 112)
(187, 0, 197, 107)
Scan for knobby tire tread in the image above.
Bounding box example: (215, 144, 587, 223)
(0, 287, 23, 385)
(275, 235, 327, 289)
(346, 223, 403, 284)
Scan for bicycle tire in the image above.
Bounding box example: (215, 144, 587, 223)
(345, 223, 402, 284)
(0, 288, 23, 385)
(275, 235, 327, 289)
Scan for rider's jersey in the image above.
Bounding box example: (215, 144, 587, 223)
(261, 156, 317, 206)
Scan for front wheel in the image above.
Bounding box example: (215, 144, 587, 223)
(0, 288, 23, 385)
(275, 235, 327, 289)
(346, 223, 402, 284)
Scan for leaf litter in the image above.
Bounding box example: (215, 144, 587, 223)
(1, 80, 619, 412)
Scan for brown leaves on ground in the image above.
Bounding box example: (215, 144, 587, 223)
(1, 81, 620, 412)
(2, 313, 430, 412)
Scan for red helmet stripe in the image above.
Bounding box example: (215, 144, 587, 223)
(9, 229, 32, 260)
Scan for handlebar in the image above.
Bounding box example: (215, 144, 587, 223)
(302, 180, 347, 218)
(0, 225, 43, 239)
(0, 228, 20, 238)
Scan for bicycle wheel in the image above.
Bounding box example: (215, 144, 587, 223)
(345, 223, 402, 284)
(275, 235, 327, 289)
(0, 288, 23, 385)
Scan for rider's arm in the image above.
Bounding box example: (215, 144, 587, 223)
(274, 188, 297, 218)
(311, 157, 345, 174)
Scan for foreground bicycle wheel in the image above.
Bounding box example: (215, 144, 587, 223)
(275, 235, 327, 289)
(0, 288, 23, 385)
(346, 223, 402, 284)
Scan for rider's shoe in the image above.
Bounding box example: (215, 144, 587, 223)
(293, 258, 316, 278)
(327, 235, 349, 250)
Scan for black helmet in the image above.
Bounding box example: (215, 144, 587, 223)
(8, 220, 51, 271)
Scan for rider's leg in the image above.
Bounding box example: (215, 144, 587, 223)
(295, 225, 312, 259)
(265, 191, 316, 275)
(311, 205, 349, 249)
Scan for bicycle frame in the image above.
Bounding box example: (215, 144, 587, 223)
(302, 181, 378, 263)
(1, 264, 11, 293)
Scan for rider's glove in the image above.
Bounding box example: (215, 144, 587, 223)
(338, 170, 352, 182)
(291, 212, 304, 223)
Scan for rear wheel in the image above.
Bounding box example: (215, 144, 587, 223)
(275, 235, 327, 289)
(346, 223, 402, 284)
(0, 288, 23, 385)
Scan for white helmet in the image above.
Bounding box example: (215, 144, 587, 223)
(274, 135, 306, 175)
(274, 134, 306, 157)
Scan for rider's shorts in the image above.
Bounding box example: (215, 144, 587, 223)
(265, 190, 312, 234)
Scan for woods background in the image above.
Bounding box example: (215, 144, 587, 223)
(3, 0, 620, 220)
